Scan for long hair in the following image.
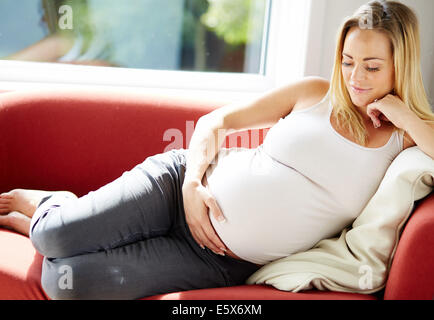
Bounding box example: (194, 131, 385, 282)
(329, 0, 434, 146)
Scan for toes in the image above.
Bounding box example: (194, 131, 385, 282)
(0, 192, 13, 214)
(0, 200, 11, 214)
(0, 214, 10, 226)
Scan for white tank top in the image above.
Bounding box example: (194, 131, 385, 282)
(205, 90, 404, 265)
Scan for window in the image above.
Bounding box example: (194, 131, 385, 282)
(0, 0, 311, 98)
(1, 0, 268, 73)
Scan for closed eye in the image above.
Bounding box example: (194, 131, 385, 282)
(342, 62, 380, 72)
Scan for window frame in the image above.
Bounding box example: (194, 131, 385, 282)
(0, 0, 313, 100)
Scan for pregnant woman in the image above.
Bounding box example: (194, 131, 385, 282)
(1, 0, 434, 299)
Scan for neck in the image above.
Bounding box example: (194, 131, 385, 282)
(354, 105, 374, 124)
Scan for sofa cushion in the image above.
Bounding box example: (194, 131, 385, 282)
(0, 229, 48, 299)
(142, 284, 377, 300)
(0, 228, 377, 300)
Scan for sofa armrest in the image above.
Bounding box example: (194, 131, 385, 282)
(384, 193, 434, 300)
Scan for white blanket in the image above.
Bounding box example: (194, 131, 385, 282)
(246, 147, 434, 294)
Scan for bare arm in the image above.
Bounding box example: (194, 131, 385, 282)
(183, 76, 329, 183)
(183, 115, 230, 185)
(181, 76, 330, 255)
(404, 117, 434, 159)
(4, 34, 74, 62)
(181, 114, 231, 255)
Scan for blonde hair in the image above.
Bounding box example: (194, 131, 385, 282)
(330, 0, 434, 146)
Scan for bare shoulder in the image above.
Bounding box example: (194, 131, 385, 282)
(292, 76, 330, 112)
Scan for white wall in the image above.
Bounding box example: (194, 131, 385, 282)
(303, 0, 434, 107)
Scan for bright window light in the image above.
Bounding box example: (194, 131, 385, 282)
(0, 0, 312, 100)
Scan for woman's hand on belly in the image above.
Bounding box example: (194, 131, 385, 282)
(182, 179, 228, 256)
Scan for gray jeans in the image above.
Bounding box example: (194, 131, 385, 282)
(29, 148, 260, 300)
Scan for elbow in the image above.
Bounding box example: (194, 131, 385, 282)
(199, 110, 228, 131)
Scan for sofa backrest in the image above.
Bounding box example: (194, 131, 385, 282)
(0, 89, 268, 196)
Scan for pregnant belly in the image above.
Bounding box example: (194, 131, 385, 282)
(203, 147, 342, 265)
(202, 174, 258, 264)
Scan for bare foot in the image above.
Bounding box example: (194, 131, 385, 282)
(0, 189, 77, 218)
(0, 211, 31, 236)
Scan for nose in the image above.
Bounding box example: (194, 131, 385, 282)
(351, 64, 367, 82)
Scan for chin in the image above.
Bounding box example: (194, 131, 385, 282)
(349, 94, 372, 108)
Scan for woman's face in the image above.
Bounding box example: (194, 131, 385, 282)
(341, 27, 395, 108)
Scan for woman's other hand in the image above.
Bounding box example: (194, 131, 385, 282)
(182, 179, 227, 256)
(367, 94, 416, 130)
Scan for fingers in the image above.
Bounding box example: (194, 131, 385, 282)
(379, 114, 390, 121)
(183, 183, 228, 256)
(370, 116, 381, 128)
(189, 227, 205, 250)
(195, 195, 228, 255)
(367, 107, 382, 128)
(200, 223, 227, 255)
(204, 195, 226, 223)
(199, 200, 228, 254)
(202, 190, 228, 252)
(368, 100, 390, 126)
(189, 220, 227, 256)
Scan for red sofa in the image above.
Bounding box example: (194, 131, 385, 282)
(0, 89, 432, 300)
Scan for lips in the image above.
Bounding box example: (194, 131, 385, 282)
(351, 85, 372, 94)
